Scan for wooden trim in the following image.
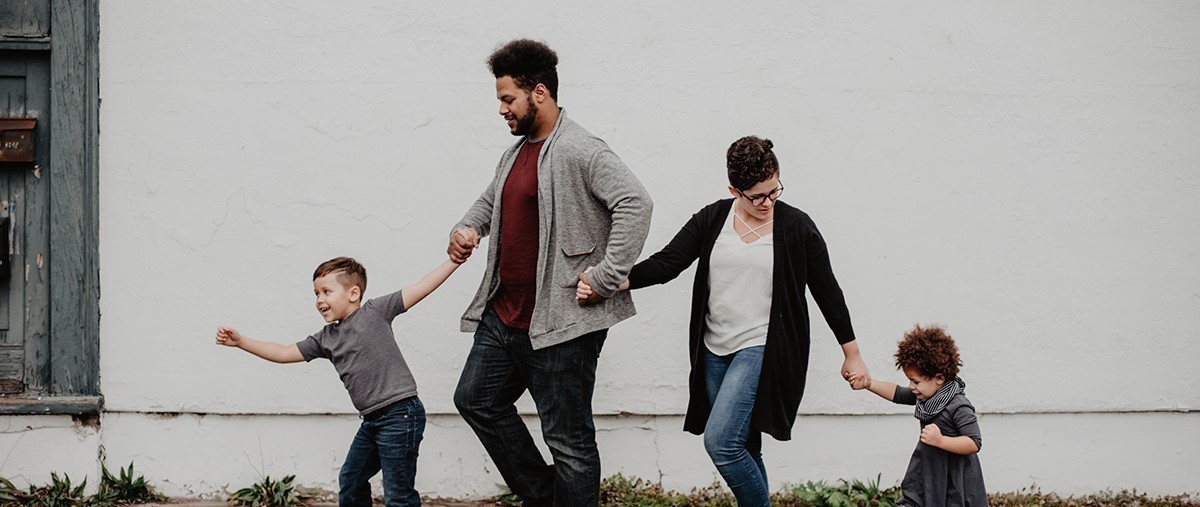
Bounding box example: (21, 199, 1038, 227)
(0, 395, 102, 415)
(47, 0, 100, 397)
(0, 37, 51, 51)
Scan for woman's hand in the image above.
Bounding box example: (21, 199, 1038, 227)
(576, 271, 595, 303)
(839, 341, 872, 390)
(577, 269, 605, 305)
(576, 266, 630, 305)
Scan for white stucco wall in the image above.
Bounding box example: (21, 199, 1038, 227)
(3, 0, 1198, 499)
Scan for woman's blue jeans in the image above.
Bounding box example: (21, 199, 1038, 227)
(338, 396, 426, 507)
(703, 345, 770, 506)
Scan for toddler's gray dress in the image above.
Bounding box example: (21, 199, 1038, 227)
(893, 386, 988, 507)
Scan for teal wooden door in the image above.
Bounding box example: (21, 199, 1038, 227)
(0, 0, 51, 396)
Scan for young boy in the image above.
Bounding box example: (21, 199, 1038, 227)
(215, 256, 459, 506)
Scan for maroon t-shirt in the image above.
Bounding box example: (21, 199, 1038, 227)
(492, 139, 544, 330)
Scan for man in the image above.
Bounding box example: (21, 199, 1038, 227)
(448, 39, 652, 506)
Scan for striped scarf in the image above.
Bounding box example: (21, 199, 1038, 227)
(914, 377, 966, 422)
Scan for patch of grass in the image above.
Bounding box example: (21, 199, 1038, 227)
(598, 473, 734, 506)
(93, 462, 168, 505)
(774, 475, 902, 507)
(511, 475, 1195, 507)
(0, 472, 89, 506)
(490, 492, 522, 506)
(990, 486, 1198, 507)
(595, 473, 906, 507)
(227, 474, 313, 507)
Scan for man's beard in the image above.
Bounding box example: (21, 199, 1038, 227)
(511, 98, 538, 137)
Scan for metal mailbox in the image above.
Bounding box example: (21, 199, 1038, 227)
(0, 119, 36, 163)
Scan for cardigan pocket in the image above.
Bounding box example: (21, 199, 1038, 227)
(559, 243, 597, 287)
(561, 244, 596, 257)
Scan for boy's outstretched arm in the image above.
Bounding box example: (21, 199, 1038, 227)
(402, 259, 460, 310)
(215, 326, 304, 364)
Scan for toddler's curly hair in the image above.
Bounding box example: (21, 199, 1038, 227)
(894, 324, 961, 380)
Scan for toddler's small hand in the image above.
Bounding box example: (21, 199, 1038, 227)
(920, 423, 944, 447)
(845, 372, 864, 387)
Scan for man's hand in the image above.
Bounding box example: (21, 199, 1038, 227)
(215, 326, 243, 348)
(920, 423, 945, 448)
(576, 267, 605, 306)
(448, 227, 481, 264)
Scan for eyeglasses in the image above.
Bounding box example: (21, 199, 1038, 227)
(738, 181, 784, 206)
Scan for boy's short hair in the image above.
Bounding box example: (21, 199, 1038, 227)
(726, 136, 780, 191)
(487, 39, 559, 100)
(313, 257, 367, 295)
(894, 324, 962, 380)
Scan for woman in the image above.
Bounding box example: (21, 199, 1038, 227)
(577, 136, 871, 505)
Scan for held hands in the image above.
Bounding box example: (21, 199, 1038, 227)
(448, 227, 481, 264)
(576, 267, 632, 305)
(845, 371, 869, 390)
(215, 326, 244, 348)
(841, 355, 872, 390)
(920, 423, 944, 448)
(576, 266, 604, 306)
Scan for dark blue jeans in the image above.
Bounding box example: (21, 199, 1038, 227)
(454, 306, 606, 507)
(703, 345, 770, 506)
(339, 396, 426, 507)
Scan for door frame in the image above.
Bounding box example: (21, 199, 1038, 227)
(0, 0, 100, 415)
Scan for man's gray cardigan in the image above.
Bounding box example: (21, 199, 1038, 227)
(453, 109, 653, 349)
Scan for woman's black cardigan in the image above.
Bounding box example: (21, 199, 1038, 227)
(627, 198, 857, 441)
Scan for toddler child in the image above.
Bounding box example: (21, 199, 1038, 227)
(216, 256, 459, 506)
(850, 324, 987, 506)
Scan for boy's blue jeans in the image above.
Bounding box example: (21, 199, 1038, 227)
(339, 396, 426, 507)
(703, 345, 770, 506)
(454, 305, 607, 507)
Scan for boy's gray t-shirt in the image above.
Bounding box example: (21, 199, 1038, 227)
(296, 290, 417, 415)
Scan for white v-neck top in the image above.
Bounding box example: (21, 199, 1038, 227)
(704, 202, 774, 355)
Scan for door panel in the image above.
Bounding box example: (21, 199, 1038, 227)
(0, 49, 49, 395)
(0, 1, 51, 39)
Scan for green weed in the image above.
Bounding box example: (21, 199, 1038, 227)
(775, 475, 902, 507)
(227, 475, 313, 507)
(93, 462, 167, 505)
(0, 472, 89, 507)
(989, 485, 1198, 507)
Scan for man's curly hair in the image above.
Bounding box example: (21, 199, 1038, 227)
(487, 39, 559, 100)
(726, 136, 780, 191)
(894, 324, 962, 380)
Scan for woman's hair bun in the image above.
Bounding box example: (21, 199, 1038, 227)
(727, 135, 781, 190)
